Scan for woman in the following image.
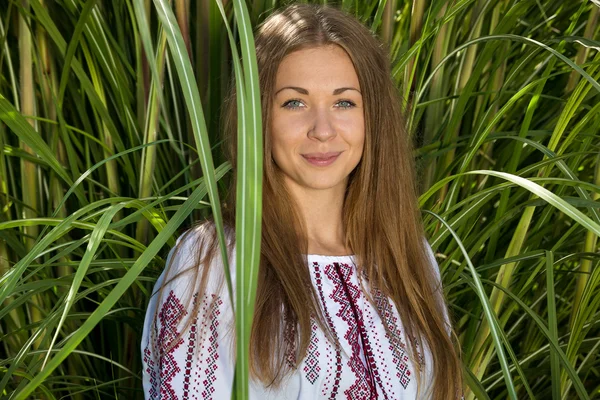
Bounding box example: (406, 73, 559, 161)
(142, 3, 461, 399)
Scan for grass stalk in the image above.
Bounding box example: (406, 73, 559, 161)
(423, 2, 451, 190)
(437, 0, 486, 202)
(380, 0, 397, 45)
(477, 0, 507, 175)
(0, 7, 19, 107)
(136, 0, 151, 129)
(136, 31, 168, 245)
(566, 5, 599, 92)
(18, 0, 39, 248)
(18, 0, 45, 353)
(36, 1, 71, 279)
(175, 0, 191, 56)
(83, 43, 120, 199)
(561, 152, 600, 397)
(404, 0, 425, 99)
(0, 124, 26, 357)
(570, 155, 600, 328)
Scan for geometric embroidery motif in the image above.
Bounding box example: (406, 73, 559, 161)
(283, 317, 297, 368)
(183, 317, 198, 399)
(312, 262, 342, 399)
(145, 289, 225, 400)
(202, 294, 223, 399)
(324, 262, 375, 399)
(303, 320, 321, 384)
(374, 288, 412, 389)
(362, 302, 391, 400)
(143, 346, 158, 400)
(157, 290, 187, 400)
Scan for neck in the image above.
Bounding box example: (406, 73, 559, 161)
(286, 181, 350, 256)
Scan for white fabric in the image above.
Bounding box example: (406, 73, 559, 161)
(141, 226, 442, 399)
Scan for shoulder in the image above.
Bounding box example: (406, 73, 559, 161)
(171, 221, 234, 261)
(422, 238, 453, 330)
(155, 222, 236, 299)
(423, 239, 442, 282)
(142, 225, 237, 399)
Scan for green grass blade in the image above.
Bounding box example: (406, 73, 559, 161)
(148, 0, 233, 308)
(41, 202, 126, 370)
(0, 96, 81, 201)
(13, 179, 212, 399)
(231, 2, 263, 399)
(465, 170, 600, 236)
(480, 280, 590, 399)
(425, 210, 518, 399)
(546, 251, 560, 400)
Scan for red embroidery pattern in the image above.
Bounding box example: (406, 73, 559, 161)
(144, 290, 225, 400)
(283, 316, 297, 368)
(363, 299, 395, 399)
(312, 262, 342, 399)
(357, 305, 389, 400)
(374, 288, 412, 389)
(324, 263, 374, 399)
(189, 294, 222, 400)
(156, 290, 187, 400)
(144, 345, 158, 399)
(183, 318, 198, 398)
(303, 320, 321, 384)
(179, 293, 198, 399)
(202, 294, 223, 399)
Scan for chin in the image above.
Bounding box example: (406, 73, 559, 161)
(302, 178, 347, 191)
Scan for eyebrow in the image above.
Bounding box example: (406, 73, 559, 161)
(274, 86, 361, 95)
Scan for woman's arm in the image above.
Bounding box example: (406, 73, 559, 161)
(141, 225, 235, 400)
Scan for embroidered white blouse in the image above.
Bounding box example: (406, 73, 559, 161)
(141, 226, 442, 399)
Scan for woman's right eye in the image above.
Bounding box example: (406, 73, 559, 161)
(282, 99, 305, 109)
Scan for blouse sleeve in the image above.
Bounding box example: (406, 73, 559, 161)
(141, 225, 235, 400)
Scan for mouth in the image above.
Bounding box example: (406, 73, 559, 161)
(301, 152, 342, 167)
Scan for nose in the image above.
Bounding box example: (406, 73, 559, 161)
(308, 108, 336, 142)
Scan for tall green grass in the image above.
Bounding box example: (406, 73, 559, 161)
(0, 0, 598, 399)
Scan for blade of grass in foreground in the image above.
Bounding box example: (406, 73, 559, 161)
(424, 210, 518, 400)
(215, 0, 263, 397)
(148, 0, 233, 305)
(232, 0, 263, 396)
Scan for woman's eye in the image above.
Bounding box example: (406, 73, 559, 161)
(336, 100, 356, 109)
(282, 99, 305, 109)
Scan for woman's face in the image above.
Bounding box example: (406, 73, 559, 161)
(270, 45, 365, 194)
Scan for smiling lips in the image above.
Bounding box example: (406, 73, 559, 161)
(301, 152, 342, 166)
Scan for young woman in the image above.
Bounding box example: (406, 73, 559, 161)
(142, 4, 461, 399)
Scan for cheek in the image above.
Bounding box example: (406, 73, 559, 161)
(353, 140, 365, 166)
(350, 118, 365, 150)
(351, 121, 366, 165)
(269, 128, 294, 170)
(270, 116, 306, 154)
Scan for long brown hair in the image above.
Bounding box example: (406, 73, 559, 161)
(162, 3, 461, 398)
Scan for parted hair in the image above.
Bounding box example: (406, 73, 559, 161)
(159, 3, 461, 399)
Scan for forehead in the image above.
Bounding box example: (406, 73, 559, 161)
(275, 45, 360, 89)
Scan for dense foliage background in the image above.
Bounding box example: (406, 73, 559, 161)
(1, 0, 599, 398)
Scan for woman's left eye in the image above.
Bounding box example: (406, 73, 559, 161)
(336, 100, 356, 109)
(282, 99, 305, 109)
